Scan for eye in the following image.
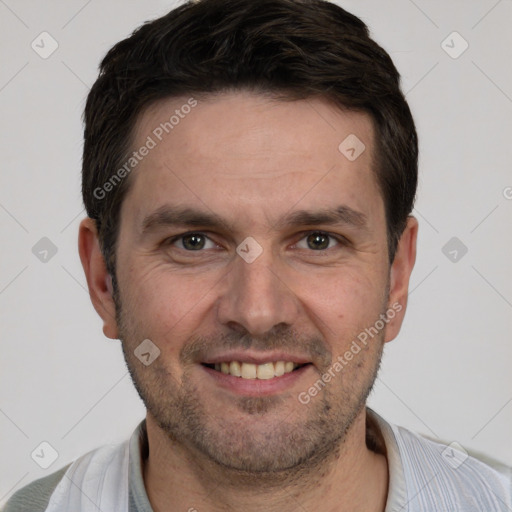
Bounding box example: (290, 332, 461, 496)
(295, 231, 344, 251)
(168, 232, 218, 251)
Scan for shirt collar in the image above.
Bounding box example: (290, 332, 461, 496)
(367, 407, 408, 512)
(127, 408, 406, 512)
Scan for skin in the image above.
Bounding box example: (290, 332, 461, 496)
(79, 92, 418, 512)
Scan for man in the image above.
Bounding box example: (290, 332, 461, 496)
(4, 0, 511, 510)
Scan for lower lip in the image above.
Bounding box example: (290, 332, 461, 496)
(201, 364, 313, 396)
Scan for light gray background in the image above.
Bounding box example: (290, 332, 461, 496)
(1, 0, 511, 505)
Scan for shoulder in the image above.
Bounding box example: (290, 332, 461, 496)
(2, 425, 144, 512)
(394, 423, 512, 509)
(367, 408, 512, 510)
(2, 464, 71, 512)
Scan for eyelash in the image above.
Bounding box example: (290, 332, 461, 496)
(164, 231, 349, 252)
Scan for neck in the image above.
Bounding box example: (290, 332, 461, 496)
(142, 408, 389, 512)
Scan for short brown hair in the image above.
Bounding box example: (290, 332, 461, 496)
(82, 0, 418, 280)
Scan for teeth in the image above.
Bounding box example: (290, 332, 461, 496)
(241, 363, 257, 379)
(284, 361, 294, 373)
(210, 361, 302, 379)
(229, 361, 241, 377)
(256, 362, 275, 380)
(274, 361, 285, 377)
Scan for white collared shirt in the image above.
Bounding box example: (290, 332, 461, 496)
(4, 408, 512, 511)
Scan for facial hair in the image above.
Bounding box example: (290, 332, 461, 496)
(117, 294, 387, 480)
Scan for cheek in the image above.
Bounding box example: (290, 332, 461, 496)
(118, 260, 217, 340)
(297, 266, 387, 343)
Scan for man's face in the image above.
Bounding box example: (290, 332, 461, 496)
(112, 92, 395, 473)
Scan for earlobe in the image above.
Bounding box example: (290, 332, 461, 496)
(384, 216, 418, 343)
(78, 218, 119, 340)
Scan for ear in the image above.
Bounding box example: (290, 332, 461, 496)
(78, 218, 119, 339)
(384, 216, 418, 343)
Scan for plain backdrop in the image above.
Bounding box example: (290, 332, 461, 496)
(1, 0, 511, 504)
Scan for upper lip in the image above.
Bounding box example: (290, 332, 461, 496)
(201, 351, 312, 365)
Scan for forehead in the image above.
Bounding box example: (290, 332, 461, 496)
(122, 91, 382, 232)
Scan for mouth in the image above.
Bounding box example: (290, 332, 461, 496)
(202, 360, 311, 380)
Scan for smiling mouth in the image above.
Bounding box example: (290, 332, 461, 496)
(202, 361, 311, 380)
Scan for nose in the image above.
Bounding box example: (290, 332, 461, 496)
(216, 247, 300, 337)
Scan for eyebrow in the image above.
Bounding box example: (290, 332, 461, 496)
(274, 206, 367, 231)
(140, 204, 368, 235)
(141, 206, 232, 233)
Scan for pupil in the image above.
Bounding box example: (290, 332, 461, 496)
(308, 233, 328, 250)
(183, 234, 204, 250)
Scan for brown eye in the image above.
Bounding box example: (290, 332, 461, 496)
(306, 232, 330, 250)
(181, 233, 206, 250)
(295, 231, 341, 251)
(169, 232, 216, 251)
